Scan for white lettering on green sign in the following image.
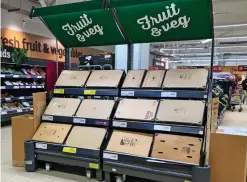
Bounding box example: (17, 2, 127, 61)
(137, 3, 190, 37)
(62, 14, 104, 42)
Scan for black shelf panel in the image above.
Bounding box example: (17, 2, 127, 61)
(1, 107, 33, 116)
(1, 85, 44, 89)
(42, 114, 110, 127)
(53, 88, 119, 96)
(112, 120, 204, 136)
(121, 89, 208, 99)
(0, 74, 45, 79)
(1, 96, 33, 102)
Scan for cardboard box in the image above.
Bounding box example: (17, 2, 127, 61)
(122, 70, 145, 88)
(156, 99, 205, 124)
(211, 98, 219, 132)
(44, 98, 81, 117)
(142, 70, 165, 88)
(106, 130, 153, 157)
(163, 69, 208, 89)
(65, 126, 106, 150)
(76, 99, 115, 120)
(33, 92, 46, 132)
(86, 70, 124, 88)
(114, 99, 159, 121)
(12, 114, 35, 167)
(55, 70, 90, 87)
(151, 133, 201, 164)
(32, 122, 72, 143)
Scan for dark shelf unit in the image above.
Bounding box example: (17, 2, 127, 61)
(1, 96, 33, 102)
(0, 74, 45, 79)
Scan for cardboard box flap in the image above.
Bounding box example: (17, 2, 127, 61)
(44, 98, 81, 117)
(163, 69, 208, 89)
(65, 126, 106, 150)
(122, 70, 145, 88)
(142, 70, 165, 88)
(156, 100, 205, 124)
(76, 99, 115, 120)
(107, 130, 153, 157)
(86, 70, 124, 88)
(114, 99, 159, 121)
(151, 134, 201, 164)
(32, 122, 72, 144)
(55, 70, 90, 87)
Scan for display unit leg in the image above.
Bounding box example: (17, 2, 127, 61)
(24, 140, 36, 172)
(105, 171, 112, 182)
(96, 169, 103, 181)
(192, 166, 210, 182)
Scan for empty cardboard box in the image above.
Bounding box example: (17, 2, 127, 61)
(163, 69, 208, 89)
(122, 70, 145, 88)
(156, 100, 205, 125)
(151, 133, 201, 164)
(32, 122, 72, 144)
(107, 130, 153, 157)
(44, 98, 81, 117)
(65, 126, 107, 150)
(142, 70, 165, 88)
(76, 99, 115, 120)
(55, 70, 90, 87)
(86, 70, 124, 88)
(114, 99, 159, 121)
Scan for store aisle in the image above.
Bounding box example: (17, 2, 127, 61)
(1, 126, 96, 182)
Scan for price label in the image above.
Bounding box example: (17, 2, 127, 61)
(103, 153, 118, 160)
(19, 96, 25, 99)
(203, 95, 208, 99)
(37, 76, 42, 78)
(36, 143, 47, 149)
(199, 131, 203, 135)
(89, 163, 99, 169)
(37, 86, 42, 88)
(54, 89, 65, 94)
(13, 86, 19, 89)
(13, 75, 19, 78)
(113, 121, 127, 128)
(26, 86, 31, 88)
(84, 90, 96, 95)
(5, 98, 11, 101)
(31, 86, 37, 88)
(121, 91, 134, 96)
(0, 74, 5, 78)
(30, 108, 33, 111)
(184, 180, 191, 182)
(17, 109, 23, 113)
(154, 125, 171, 131)
(1, 111, 7, 115)
(42, 115, 53, 121)
(161, 92, 177, 98)
(63, 147, 77, 154)
(73, 118, 86, 124)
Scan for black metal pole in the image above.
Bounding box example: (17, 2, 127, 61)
(65, 48, 71, 70)
(127, 44, 132, 71)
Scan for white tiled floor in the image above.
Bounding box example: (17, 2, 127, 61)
(1, 126, 96, 182)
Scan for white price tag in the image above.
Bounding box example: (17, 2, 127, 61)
(17, 109, 23, 113)
(154, 125, 171, 131)
(36, 143, 47, 149)
(25, 160, 33, 165)
(31, 86, 36, 88)
(203, 95, 208, 99)
(103, 153, 118, 160)
(13, 86, 19, 89)
(1, 86, 6, 89)
(1, 111, 7, 115)
(19, 96, 25, 99)
(161, 92, 177, 98)
(121, 91, 134, 96)
(37, 76, 42, 78)
(37, 86, 42, 88)
(113, 121, 127, 128)
(26, 86, 31, 88)
(73, 118, 86, 124)
(13, 75, 19, 78)
(5, 98, 11, 101)
(0, 74, 6, 78)
(42, 115, 53, 121)
(199, 131, 204, 135)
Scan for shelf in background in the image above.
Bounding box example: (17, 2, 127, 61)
(1, 107, 33, 116)
(1, 96, 33, 102)
(0, 74, 45, 79)
(112, 120, 204, 136)
(121, 89, 208, 99)
(1, 85, 45, 89)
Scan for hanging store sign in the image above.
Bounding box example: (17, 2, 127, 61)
(238, 65, 247, 71)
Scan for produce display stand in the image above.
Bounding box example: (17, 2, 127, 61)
(27, 0, 214, 181)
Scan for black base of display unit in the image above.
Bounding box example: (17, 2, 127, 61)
(103, 151, 210, 182)
(25, 140, 103, 181)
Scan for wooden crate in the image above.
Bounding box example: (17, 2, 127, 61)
(122, 70, 145, 88)
(142, 70, 165, 88)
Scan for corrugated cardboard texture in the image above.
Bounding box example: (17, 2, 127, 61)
(156, 100, 205, 124)
(76, 99, 115, 119)
(12, 114, 35, 167)
(32, 122, 72, 143)
(163, 69, 208, 89)
(122, 70, 145, 88)
(33, 92, 46, 132)
(107, 130, 153, 157)
(86, 70, 123, 88)
(44, 98, 81, 117)
(151, 133, 201, 164)
(142, 70, 165, 88)
(209, 133, 247, 182)
(66, 126, 106, 150)
(55, 70, 90, 87)
(114, 99, 158, 121)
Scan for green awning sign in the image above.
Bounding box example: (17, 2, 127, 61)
(31, 0, 212, 48)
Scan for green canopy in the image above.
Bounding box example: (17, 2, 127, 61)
(31, 0, 213, 48)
